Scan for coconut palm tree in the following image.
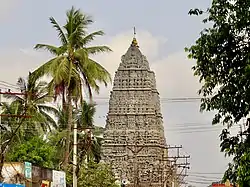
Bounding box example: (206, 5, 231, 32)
(4, 73, 58, 134)
(0, 102, 19, 181)
(31, 6, 111, 168)
(75, 101, 103, 177)
(0, 73, 58, 179)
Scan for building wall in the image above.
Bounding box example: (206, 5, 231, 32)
(1, 162, 61, 187)
(2, 162, 24, 185)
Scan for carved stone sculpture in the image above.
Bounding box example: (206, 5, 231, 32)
(102, 37, 169, 187)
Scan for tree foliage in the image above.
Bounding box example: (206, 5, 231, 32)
(186, 0, 250, 125)
(6, 136, 57, 168)
(0, 75, 58, 180)
(31, 6, 111, 168)
(3, 74, 58, 134)
(77, 161, 119, 187)
(220, 127, 250, 186)
(186, 0, 250, 185)
(2, 6, 113, 186)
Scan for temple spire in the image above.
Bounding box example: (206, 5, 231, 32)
(131, 26, 139, 47)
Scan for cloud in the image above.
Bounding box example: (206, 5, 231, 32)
(151, 52, 200, 98)
(93, 30, 200, 99)
(0, 48, 51, 85)
(1, 29, 198, 99)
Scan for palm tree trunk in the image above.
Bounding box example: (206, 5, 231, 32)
(63, 91, 73, 169)
(0, 151, 5, 181)
(62, 85, 66, 111)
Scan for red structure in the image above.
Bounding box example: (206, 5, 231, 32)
(212, 184, 233, 187)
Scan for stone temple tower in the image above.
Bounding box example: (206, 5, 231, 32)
(102, 36, 169, 187)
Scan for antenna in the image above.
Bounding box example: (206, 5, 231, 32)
(133, 27, 136, 38)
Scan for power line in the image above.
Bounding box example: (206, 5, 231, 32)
(1, 80, 18, 87)
(189, 171, 224, 175)
(0, 80, 19, 88)
(0, 83, 19, 90)
(166, 126, 239, 134)
(0, 91, 203, 102)
(188, 177, 217, 182)
(188, 174, 222, 180)
(187, 180, 212, 184)
(1, 125, 239, 135)
(167, 126, 229, 131)
(0, 81, 207, 101)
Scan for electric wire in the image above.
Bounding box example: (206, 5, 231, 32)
(0, 83, 19, 90)
(186, 180, 213, 184)
(0, 81, 239, 184)
(0, 80, 207, 103)
(188, 174, 222, 180)
(189, 171, 224, 175)
(0, 80, 18, 88)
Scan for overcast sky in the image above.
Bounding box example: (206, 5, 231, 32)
(0, 0, 238, 186)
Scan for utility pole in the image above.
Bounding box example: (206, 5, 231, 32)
(73, 116, 77, 187)
(0, 89, 2, 157)
(159, 145, 190, 187)
(0, 89, 2, 126)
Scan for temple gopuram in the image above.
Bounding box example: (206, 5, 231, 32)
(102, 34, 189, 187)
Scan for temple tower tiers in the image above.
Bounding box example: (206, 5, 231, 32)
(102, 37, 169, 187)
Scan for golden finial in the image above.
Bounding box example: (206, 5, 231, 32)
(131, 27, 139, 47)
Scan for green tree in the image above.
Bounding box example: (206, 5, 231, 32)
(31, 6, 111, 169)
(46, 129, 68, 169)
(4, 74, 58, 135)
(77, 161, 119, 187)
(0, 101, 30, 180)
(6, 136, 57, 168)
(0, 75, 58, 179)
(220, 128, 250, 186)
(47, 101, 103, 173)
(75, 101, 102, 176)
(186, 0, 250, 185)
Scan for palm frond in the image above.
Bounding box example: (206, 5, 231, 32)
(49, 17, 68, 45)
(64, 7, 93, 49)
(76, 100, 96, 128)
(39, 111, 58, 130)
(31, 56, 65, 81)
(34, 44, 65, 56)
(72, 51, 93, 98)
(75, 48, 111, 85)
(52, 57, 80, 88)
(79, 58, 111, 94)
(85, 46, 112, 55)
(3, 94, 24, 103)
(81, 31, 105, 46)
(1, 102, 16, 114)
(57, 108, 68, 130)
(88, 59, 112, 84)
(74, 48, 88, 65)
(35, 80, 48, 89)
(74, 49, 109, 94)
(70, 76, 83, 105)
(81, 74, 93, 100)
(38, 105, 59, 117)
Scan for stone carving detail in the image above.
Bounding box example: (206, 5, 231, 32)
(102, 39, 168, 187)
